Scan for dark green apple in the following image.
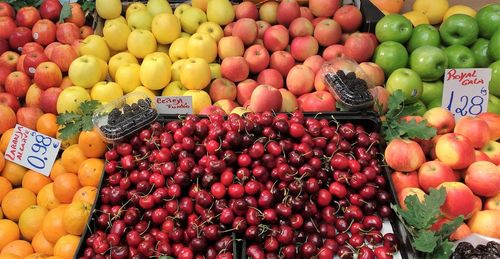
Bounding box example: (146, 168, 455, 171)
(471, 38, 493, 67)
(407, 24, 441, 53)
(487, 29, 500, 61)
(488, 94, 500, 114)
(439, 14, 479, 46)
(386, 68, 423, 104)
(375, 14, 413, 43)
(420, 80, 443, 106)
(373, 41, 408, 76)
(476, 4, 500, 39)
(427, 97, 442, 109)
(410, 46, 448, 81)
(489, 60, 500, 97)
(444, 45, 476, 68)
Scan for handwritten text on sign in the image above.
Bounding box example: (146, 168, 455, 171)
(155, 96, 193, 114)
(442, 68, 491, 120)
(4, 125, 61, 176)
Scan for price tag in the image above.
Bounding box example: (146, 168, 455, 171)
(4, 125, 61, 177)
(442, 68, 491, 120)
(155, 96, 193, 115)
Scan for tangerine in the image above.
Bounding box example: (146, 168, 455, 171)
(41, 205, 68, 243)
(78, 129, 107, 158)
(18, 205, 48, 241)
(72, 186, 97, 204)
(0, 151, 5, 172)
(0, 240, 33, 257)
(53, 234, 79, 259)
(60, 144, 87, 173)
(0, 219, 19, 250)
(370, 0, 404, 14)
(77, 158, 104, 187)
(31, 231, 54, 256)
(24, 253, 47, 259)
(0, 128, 14, 153)
(63, 201, 91, 235)
(35, 114, 58, 138)
(22, 171, 52, 195)
(1, 161, 28, 187)
(53, 173, 81, 204)
(1, 188, 37, 222)
(0, 176, 13, 203)
(49, 159, 68, 181)
(36, 183, 61, 210)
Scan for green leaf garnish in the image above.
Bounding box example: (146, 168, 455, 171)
(57, 100, 101, 140)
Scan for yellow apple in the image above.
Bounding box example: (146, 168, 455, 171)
(126, 2, 147, 20)
(183, 90, 211, 114)
(157, 44, 170, 54)
(104, 16, 127, 27)
(127, 9, 153, 30)
(96, 0, 122, 20)
(140, 52, 172, 90)
(68, 55, 102, 88)
(197, 21, 224, 42)
(131, 86, 157, 102)
(180, 7, 207, 34)
(209, 63, 221, 79)
(192, 0, 208, 12)
(91, 81, 124, 104)
(169, 37, 189, 62)
(162, 81, 188, 96)
(108, 52, 138, 80)
(231, 106, 252, 115)
(207, 0, 234, 26)
(186, 33, 217, 63)
(56, 86, 91, 113)
(79, 35, 110, 62)
(127, 29, 157, 58)
(115, 63, 141, 93)
(152, 13, 181, 44)
(180, 32, 191, 38)
(174, 4, 191, 20)
(180, 58, 211, 90)
(171, 59, 186, 81)
(103, 20, 131, 51)
(147, 0, 173, 16)
(97, 58, 108, 81)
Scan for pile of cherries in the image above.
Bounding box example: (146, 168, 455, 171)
(79, 111, 398, 259)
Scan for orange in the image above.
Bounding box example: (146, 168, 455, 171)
(0, 176, 12, 203)
(31, 231, 54, 256)
(53, 234, 79, 259)
(24, 253, 47, 259)
(72, 186, 97, 204)
(62, 201, 91, 235)
(1, 161, 28, 187)
(35, 114, 58, 138)
(1, 240, 33, 257)
(0, 128, 14, 153)
(370, 0, 404, 14)
(0, 219, 19, 250)
(53, 173, 81, 204)
(1, 188, 37, 222)
(49, 159, 68, 181)
(0, 151, 4, 172)
(36, 183, 61, 210)
(22, 171, 52, 195)
(41, 205, 68, 243)
(78, 129, 107, 158)
(46, 256, 64, 259)
(77, 158, 104, 187)
(0, 254, 21, 259)
(60, 144, 87, 173)
(18, 205, 48, 241)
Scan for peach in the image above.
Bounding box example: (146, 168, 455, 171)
(244, 44, 270, 74)
(385, 139, 425, 172)
(248, 84, 282, 112)
(269, 51, 295, 77)
(391, 171, 419, 194)
(398, 187, 425, 210)
(220, 56, 249, 83)
(322, 44, 346, 61)
(313, 19, 342, 47)
(467, 210, 500, 239)
(0, 104, 16, 134)
(289, 17, 313, 38)
(263, 25, 289, 52)
(16, 106, 43, 130)
(418, 160, 456, 193)
(276, 0, 300, 27)
(303, 55, 325, 74)
(478, 112, 500, 140)
(236, 79, 258, 106)
(286, 65, 314, 96)
(438, 182, 475, 219)
(209, 78, 237, 102)
(290, 36, 318, 62)
(257, 68, 283, 89)
(481, 141, 500, 165)
(279, 88, 298, 112)
(423, 107, 455, 134)
(454, 116, 490, 149)
(435, 133, 475, 170)
(232, 18, 258, 46)
(465, 161, 500, 197)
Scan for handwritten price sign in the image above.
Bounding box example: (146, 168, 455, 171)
(155, 96, 193, 114)
(441, 68, 491, 120)
(4, 125, 61, 176)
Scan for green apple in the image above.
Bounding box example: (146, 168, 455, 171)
(407, 24, 441, 53)
(180, 7, 208, 34)
(439, 14, 479, 46)
(410, 46, 448, 81)
(489, 60, 500, 97)
(420, 80, 443, 106)
(444, 45, 476, 68)
(487, 29, 500, 61)
(427, 97, 442, 109)
(488, 94, 500, 114)
(386, 68, 423, 104)
(476, 4, 500, 39)
(373, 41, 408, 76)
(471, 38, 493, 68)
(375, 14, 413, 43)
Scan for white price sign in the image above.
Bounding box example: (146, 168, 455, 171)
(155, 96, 193, 115)
(4, 125, 61, 176)
(442, 68, 491, 120)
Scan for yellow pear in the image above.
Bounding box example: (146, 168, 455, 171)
(57, 86, 91, 114)
(79, 35, 110, 62)
(147, 0, 173, 16)
(174, 4, 191, 20)
(131, 86, 157, 102)
(68, 55, 102, 88)
(104, 16, 127, 27)
(186, 33, 217, 63)
(127, 29, 157, 58)
(96, 0, 122, 20)
(180, 58, 211, 90)
(207, 0, 234, 26)
(140, 52, 172, 90)
(91, 81, 124, 104)
(169, 37, 189, 62)
(103, 20, 131, 51)
(413, 0, 449, 25)
(171, 59, 186, 81)
(115, 63, 141, 93)
(127, 9, 153, 30)
(126, 2, 147, 20)
(108, 52, 139, 80)
(183, 90, 211, 114)
(152, 13, 181, 44)
(162, 81, 188, 96)
(192, 0, 208, 12)
(180, 7, 207, 34)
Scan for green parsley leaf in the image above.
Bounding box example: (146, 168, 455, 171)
(395, 187, 446, 230)
(431, 240, 455, 259)
(437, 216, 464, 238)
(80, 100, 101, 116)
(57, 100, 101, 140)
(413, 230, 439, 253)
(59, 1, 72, 23)
(397, 119, 437, 140)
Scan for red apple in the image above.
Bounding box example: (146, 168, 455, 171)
(297, 90, 336, 112)
(0, 2, 15, 18)
(213, 99, 238, 114)
(391, 171, 420, 194)
(300, 7, 314, 21)
(0, 92, 20, 111)
(221, 56, 249, 82)
(481, 141, 500, 165)
(344, 33, 375, 63)
(289, 17, 314, 38)
(25, 84, 42, 107)
(257, 68, 283, 89)
(9, 27, 33, 52)
(0, 104, 16, 134)
(224, 22, 235, 37)
(474, 150, 491, 162)
(256, 20, 271, 39)
(23, 51, 49, 77)
(39, 87, 62, 114)
(16, 6, 40, 28)
(56, 22, 80, 44)
(398, 187, 426, 210)
(80, 26, 93, 39)
(44, 42, 61, 59)
(0, 51, 19, 71)
(276, 0, 300, 27)
(385, 139, 425, 172)
(32, 19, 56, 46)
(312, 17, 327, 27)
(0, 38, 8, 54)
(16, 54, 26, 73)
(484, 193, 500, 210)
(5, 71, 30, 97)
(364, 32, 379, 49)
(39, 0, 62, 22)
(435, 133, 475, 169)
(423, 107, 456, 134)
(16, 106, 44, 130)
(236, 79, 258, 106)
(209, 78, 237, 102)
(303, 55, 325, 74)
(438, 182, 476, 219)
(359, 62, 385, 87)
(21, 42, 44, 55)
(34, 61, 62, 90)
(49, 44, 77, 72)
(269, 50, 295, 77)
(249, 84, 282, 112)
(418, 160, 456, 193)
(333, 5, 362, 33)
(478, 112, 500, 140)
(454, 116, 490, 149)
(263, 25, 289, 52)
(218, 36, 244, 59)
(290, 36, 318, 62)
(309, 0, 340, 17)
(0, 16, 16, 40)
(313, 19, 342, 47)
(65, 3, 85, 27)
(286, 64, 314, 96)
(465, 161, 500, 197)
(0, 66, 10, 87)
(199, 105, 227, 116)
(322, 44, 346, 61)
(235, 1, 258, 20)
(232, 18, 258, 46)
(244, 44, 270, 74)
(279, 88, 298, 112)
